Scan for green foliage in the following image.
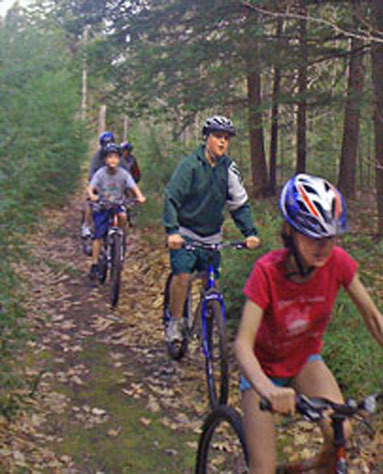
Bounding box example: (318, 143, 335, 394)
(323, 290, 383, 397)
(0, 11, 89, 414)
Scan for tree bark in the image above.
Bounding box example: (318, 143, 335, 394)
(269, 17, 283, 196)
(296, 4, 307, 174)
(337, 6, 365, 199)
(246, 39, 269, 198)
(371, 0, 383, 236)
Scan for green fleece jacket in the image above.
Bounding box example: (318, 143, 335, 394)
(163, 145, 257, 238)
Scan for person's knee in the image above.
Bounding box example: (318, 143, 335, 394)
(172, 273, 190, 289)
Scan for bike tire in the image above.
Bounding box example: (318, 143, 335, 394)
(98, 246, 108, 285)
(204, 299, 229, 409)
(195, 405, 248, 474)
(109, 233, 122, 307)
(163, 273, 189, 361)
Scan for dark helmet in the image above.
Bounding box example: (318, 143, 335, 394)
(120, 141, 133, 152)
(99, 131, 115, 147)
(279, 173, 347, 239)
(104, 142, 121, 155)
(202, 115, 236, 140)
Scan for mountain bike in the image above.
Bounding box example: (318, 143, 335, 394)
(92, 199, 127, 308)
(195, 393, 382, 473)
(163, 240, 247, 409)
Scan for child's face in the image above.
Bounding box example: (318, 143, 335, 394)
(206, 131, 230, 158)
(294, 232, 335, 268)
(105, 152, 120, 169)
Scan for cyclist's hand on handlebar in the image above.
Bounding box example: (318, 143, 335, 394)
(167, 233, 185, 250)
(89, 194, 99, 202)
(136, 195, 146, 204)
(264, 386, 296, 416)
(245, 235, 261, 250)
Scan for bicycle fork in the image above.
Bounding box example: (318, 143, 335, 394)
(201, 292, 226, 359)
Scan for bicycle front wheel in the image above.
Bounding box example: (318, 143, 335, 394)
(204, 299, 229, 409)
(98, 245, 108, 285)
(109, 233, 123, 307)
(195, 405, 248, 474)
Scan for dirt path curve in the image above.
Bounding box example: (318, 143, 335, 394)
(1, 195, 219, 473)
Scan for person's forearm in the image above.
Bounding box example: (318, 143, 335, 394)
(234, 339, 275, 397)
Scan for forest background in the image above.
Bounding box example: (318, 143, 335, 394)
(1, 0, 383, 419)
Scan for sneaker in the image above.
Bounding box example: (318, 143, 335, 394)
(165, 317, 184, 343)
(89, 263, 98, 280)
(81, 224, 92, 239)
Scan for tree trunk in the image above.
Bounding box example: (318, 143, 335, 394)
(337, 6, 365, 199)
(296, 4, 307, 174)
(98, 105, 107, 136)
(371, 0, 383, 237)
(246, 40, 268, 198)
(81, 26, 89, 121)
(269, 17, 283, 196)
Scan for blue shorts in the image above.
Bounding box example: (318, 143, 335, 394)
(170, 237, 221, 278)
(92, 207, 124, 239)
(239, 354, 323, 392)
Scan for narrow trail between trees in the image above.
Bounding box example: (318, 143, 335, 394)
(0, 192, 381, 473)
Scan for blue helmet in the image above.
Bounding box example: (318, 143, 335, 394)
(279, 174, 347, 239)
(99, 131, 115, 147)
(202, 115, 236, 140)
(121, 141, 133, 152)
(104, 142, 121, 155)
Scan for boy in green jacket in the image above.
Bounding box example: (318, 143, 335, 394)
(163, 115, 260, 343)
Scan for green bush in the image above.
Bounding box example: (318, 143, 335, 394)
(0, 14, 89, 415)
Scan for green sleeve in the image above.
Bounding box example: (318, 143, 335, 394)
(162, 158, 193, 235)
(230, 201, 258, 237)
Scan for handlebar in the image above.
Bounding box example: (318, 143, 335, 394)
(91, 198, 128, 212)
(260, 393, 382, 422)
(182, 240, 248, 252)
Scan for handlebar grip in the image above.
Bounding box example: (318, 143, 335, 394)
(260, 397, 272, 411)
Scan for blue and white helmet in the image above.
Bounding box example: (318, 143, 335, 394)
(202, 115, 236, 140)
(279, 174, 347, 239)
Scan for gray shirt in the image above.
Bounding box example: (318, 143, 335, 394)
(90, 166, 136, 203)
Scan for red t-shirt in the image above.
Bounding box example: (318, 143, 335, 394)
(243, 246, 357, 378)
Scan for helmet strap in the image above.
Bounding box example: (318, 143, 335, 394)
(285, 231, 315, 279)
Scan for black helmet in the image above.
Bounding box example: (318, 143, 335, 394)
(202, 115, 236, 140)
(99, 131, 115, 147)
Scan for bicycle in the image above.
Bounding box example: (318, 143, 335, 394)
(195, 393, 382, 473)
(91, 198, 127, 308)
(163, 240, 247, 409)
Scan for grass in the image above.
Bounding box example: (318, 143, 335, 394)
(51, 342, 196, 473)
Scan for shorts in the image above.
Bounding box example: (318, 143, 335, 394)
(239, 354, 323, 392)
(169, 237, 221, 278)
(92, 206, 124, 239)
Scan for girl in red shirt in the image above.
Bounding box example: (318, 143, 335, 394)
(235, 174, 383, 474)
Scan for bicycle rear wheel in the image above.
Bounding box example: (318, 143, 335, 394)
(195, 405, 248, 474)
(204, 299, 229, 409)
(163, 273, 190, 360)
(109, 233, 122, 307)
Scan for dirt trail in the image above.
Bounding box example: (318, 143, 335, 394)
(0, 194, 381, 473)
(1, 195, 217, 473)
